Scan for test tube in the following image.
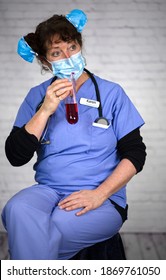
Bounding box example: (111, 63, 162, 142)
(65, 72, 78, 124)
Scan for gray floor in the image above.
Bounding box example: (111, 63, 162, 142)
(122, 232, 166, 260)
(1, 232, 166, 260)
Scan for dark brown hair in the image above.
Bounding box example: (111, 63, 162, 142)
(24, 15, 82, 58)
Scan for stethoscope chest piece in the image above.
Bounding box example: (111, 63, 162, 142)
(93, 117, 110, 129)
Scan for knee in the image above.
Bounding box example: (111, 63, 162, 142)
(2, 195, 26, 228)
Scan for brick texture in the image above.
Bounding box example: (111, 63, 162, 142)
(0, 0, 166, 232)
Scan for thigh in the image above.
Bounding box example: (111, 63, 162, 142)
(2, 184, 62, 223)
(52, 199, 123, 259)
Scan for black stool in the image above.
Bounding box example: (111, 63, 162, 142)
(70, 232, 126, 260)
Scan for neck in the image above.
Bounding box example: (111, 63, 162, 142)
(76, 71, 89, 92)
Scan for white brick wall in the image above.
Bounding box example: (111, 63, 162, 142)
(0, 0, 166, 232)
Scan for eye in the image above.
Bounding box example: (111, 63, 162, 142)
(69, 44, 77, 51)
(52, 50, 61, 57)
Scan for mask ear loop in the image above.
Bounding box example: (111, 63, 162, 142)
(37, 55, 53, 74)
(41, 60, 53, 75)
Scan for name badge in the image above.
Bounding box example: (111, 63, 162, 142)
(80, 97, 100, 108)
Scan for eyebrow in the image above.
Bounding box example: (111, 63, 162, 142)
(47, 46, 61, 52)
(48, 42, 77, 51)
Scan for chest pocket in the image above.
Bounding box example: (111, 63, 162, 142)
(91, 116, 117, 154)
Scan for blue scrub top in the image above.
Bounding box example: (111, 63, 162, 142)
(13, 75, 144, 207)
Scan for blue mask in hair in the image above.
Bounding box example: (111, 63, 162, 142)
(17, 37, 37, 63)
(49, 51, 85, 80)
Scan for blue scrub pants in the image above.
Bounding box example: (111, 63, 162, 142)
(1, 184, 123, 260)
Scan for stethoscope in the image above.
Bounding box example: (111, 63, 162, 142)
(83, 68, 109, 126)
(37, 69, 109, 144)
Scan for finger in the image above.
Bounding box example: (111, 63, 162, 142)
(47, 82, 72, 97)
(58, 198, 81, 208)
(51, 81, 72, 92)
(51, 78, 70, 85)
(59, 202, 83, 211)
(59, 201, 75, 209)
(76, 206, 90, 216)
(54, 94, 62, 102)
(55, 87, 72, 98)
(53, 89, 71, 103)
(55, 89, 73, 102)
(59, 197, 82, 208)
(58, 192, 81, 206)
(58, 197, 72, 206)
(65, 203, 83, 211)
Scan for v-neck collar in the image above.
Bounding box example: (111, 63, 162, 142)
(58, 74, 98, 116)
(76, 76, 95, 99)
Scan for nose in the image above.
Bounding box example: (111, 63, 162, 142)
(63, 50, 70, 59)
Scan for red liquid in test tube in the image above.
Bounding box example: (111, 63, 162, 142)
(65, 72, 78, 124)
(65, 103, 78, 124)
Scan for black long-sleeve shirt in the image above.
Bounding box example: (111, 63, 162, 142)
(5, 126, 146, 172)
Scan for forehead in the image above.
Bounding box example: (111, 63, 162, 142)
(46, 35, 76, 50)
(48, 41, 70, 51)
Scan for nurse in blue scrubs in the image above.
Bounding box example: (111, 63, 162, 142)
(2, 9, 146, 260)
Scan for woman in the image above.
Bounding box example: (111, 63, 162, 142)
(1, 9, 146, 260)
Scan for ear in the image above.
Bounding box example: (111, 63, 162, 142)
(38, 56, 52, 71)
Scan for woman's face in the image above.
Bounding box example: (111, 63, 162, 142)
(46, 35, 81, 62)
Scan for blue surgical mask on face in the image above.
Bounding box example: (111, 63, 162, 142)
(48, 51, 86, 80)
